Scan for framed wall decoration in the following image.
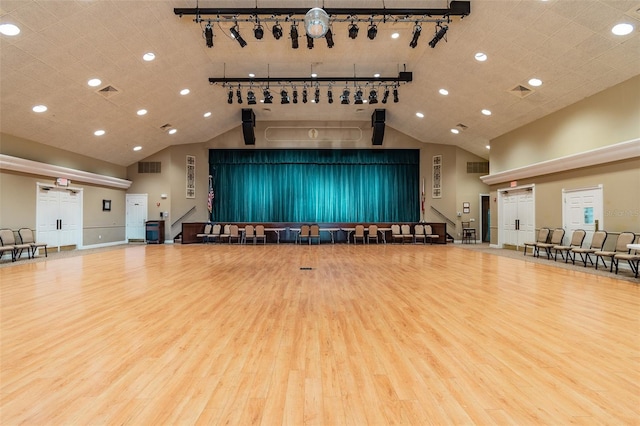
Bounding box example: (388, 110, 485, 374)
(186, 155, 195, 199)
(102, 199, 111, 211)
(463, 202, 470, 214)
(432, 155, 442, 199)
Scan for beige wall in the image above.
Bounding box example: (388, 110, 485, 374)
(490, 75, 640, 173)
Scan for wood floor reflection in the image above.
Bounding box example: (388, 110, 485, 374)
(1, 244, 638, 425)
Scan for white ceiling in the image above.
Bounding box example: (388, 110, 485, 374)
(1, 0, 639, 166)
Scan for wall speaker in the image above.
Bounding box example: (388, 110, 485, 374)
(371, 109, 385, 145)
(241, 108, 256, 145)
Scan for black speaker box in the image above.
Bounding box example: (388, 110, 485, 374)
(241, 108, 255, 145)
(371, 109, 385, 145)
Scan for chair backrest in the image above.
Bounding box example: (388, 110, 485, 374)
(202, 224, 212, 234)
(230, 225, 239, 236)
(537, 227, 550, 243)
(310, 225, 320, 237)
(223, 224, 231, 234)
(245, 224, 255, 237)
(414, 224, 424, 235)
(590, 230, 607, 250)
(0, 229, 16, 245)
(401, 224, 411, 235)
(211, 224, 221, 235)
(425, 225, 435, 235)
(614, 231, 636, 252)
(300, 225, 310, 237)
(18, 228, 35, 244)
(354, 225, 364, 237)
(391, 224, 400, 235)
(461, 221, 470, 229)
(368, 224, 378, 235)
(255, 225, 265, 236)
(568, 229, 586, 247)
(549, 228, 565, 245)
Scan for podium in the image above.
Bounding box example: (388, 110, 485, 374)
(145, 220, 165, 244)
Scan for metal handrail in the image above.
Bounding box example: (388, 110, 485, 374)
(171, 206, 196, 228)
(430, 206, 456, 228)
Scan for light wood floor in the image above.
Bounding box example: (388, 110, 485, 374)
(1, 244, 638, 425)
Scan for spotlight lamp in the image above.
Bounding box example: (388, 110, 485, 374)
(368, 89, 378, 104)
(341, 87, 351, 104)
(227, 88, 234, 104)
(272, 22, 283, 39)
(348, 22, 359, 39)
(302, 87, 308, 103)
(381, 87, 389, 104)
(429, 24, 448, 48)
(367, 23, 377, 40)
(254, 24, 264, 39)
(409, 23, 421, 48)
(236, 87, 243, 104)
(314, 87, 320, 103)
(354, 88, 364, 104)
(327, 88, 334, 104)
(247, 90, 257, 105)
(393, 86, 399, 103)
(325, 27, 334, 48)
(280, 89, 290, 104)
(204, 22, 213, 48)
(263, 88, 273, 104)
(291, 24, 299, 49)
(292, 88, 299, 104)
(230, 24, 247, 47)
(307, 34, 314, 49)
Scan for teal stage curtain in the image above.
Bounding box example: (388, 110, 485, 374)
(209, 149, 419, 223)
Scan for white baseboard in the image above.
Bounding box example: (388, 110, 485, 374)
(81, 240, 128, 250)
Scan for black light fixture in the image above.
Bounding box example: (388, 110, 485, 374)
(230, 24, 247, 47)
(227, 88, 234, 104)
(409, 23, 421, 48)
(290, 23, 299, 49)
(368, 89, 378, 104)
(292, 88, 298, 104)
(247, 90, 257, 105)
(393, 86, 399, 103)
(204, 22, 213, 47)
(254, 24, 264, 39)
(280, 89, 290, 104)
(272, 22, 283, 39)
(429, 24, 448, 48)
(341, 87, 350, 104)
(263, 88, 273, 103)
(327, 88, 334, 104)
(325, 27, 334, 48)
(314, 86, 320, 103)
(354, 88, 364, 104)
(367, 23, 377, 40)
(236, 87, 243, 104)
(302, 87, 308, 103)
(306, 34, 314, 49)
(348, 22, 359, 39)
(381, 87, 389, 104)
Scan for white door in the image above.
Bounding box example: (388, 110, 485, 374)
(126, 194, 148, 241)
(563, 186, 603, 248)
(499, 187, 535, 249)
(36, 185, 82, 250)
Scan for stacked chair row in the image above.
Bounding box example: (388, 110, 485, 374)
(389, 224, 440, 244)
(196, 224, 266, 244)
(0, 228, 48, 262)
(524, 228, 639, 278)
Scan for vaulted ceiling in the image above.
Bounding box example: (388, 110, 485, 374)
(1, 0, 639, 166)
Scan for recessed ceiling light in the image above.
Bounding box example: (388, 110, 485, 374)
(143, 52, 155, 61)
(486, 145, 491, 150)
(32, 105, 47, 113)
(248, 73, 255, 78)
(475, 52, 487, 62)
(450, 128, 459, 134)
(137, 109, 147, 116)
(611, 23, 633, 36)
(204, 112, 212, 118)
(528, 78, 542, 87)
(311, 73, 318, 78)
(439, 88, 449, 96)
(373, 73, 381, 78)
(180, 88, 190, 95)
(168, 128, 177, 134)
(0, 23, 20, 36)
(391, 32, 400, 39)
(133, 146, 142, 151)
(416, 112, 424, 118)
(94, 130, 105, 136)
(481, 109, 492, 116)
(88, 78, 102, 87)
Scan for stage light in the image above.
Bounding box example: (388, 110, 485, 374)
(204, 23, 213, 47)
(325, 28, 334, 48)
(341, 88, 350, 104)
(236, 87, 243, 104)
(314, 87, 320, 103)
(230, 25, 247, 47)
(302, 87, 308, 103)
(409, 23, 421, 48)
(227, 88, 233, 104)
(292, 89, 298, 104)
(247, 90, 257, 105)
(272, 23, 283, 39)
(354, 89, 364, 104)
(263, 88, 273, 104)
(327, 88, 334, 104)
(306, 34, 314, 49)
(367, 23, 377, 40)
(280, 89, 290, 104)
(290, 24, 299, 49)
(428, 24, 448, 48)
(393, 87, 399, 103)
(368, 89, 378, 104)
(348, 22, 359, 39)
(381, 87, 389, 104)
(254, 24, 264, 39)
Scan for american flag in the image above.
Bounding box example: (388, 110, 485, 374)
(207, 175, 214, 214)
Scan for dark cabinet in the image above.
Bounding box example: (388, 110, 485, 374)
(145, 220, 165, 244)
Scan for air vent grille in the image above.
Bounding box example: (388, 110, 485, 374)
(96, 85, 120, 98)
(138, 161, 162, 174)
(467, 161, 489, 174)
(509, 85, 533, 98)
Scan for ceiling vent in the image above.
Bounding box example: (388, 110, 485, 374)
(159, 123, 172, 132)
(509, 85, 533, 98)
(456, 123, 468, 130)
(96, 85, 120, 98)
